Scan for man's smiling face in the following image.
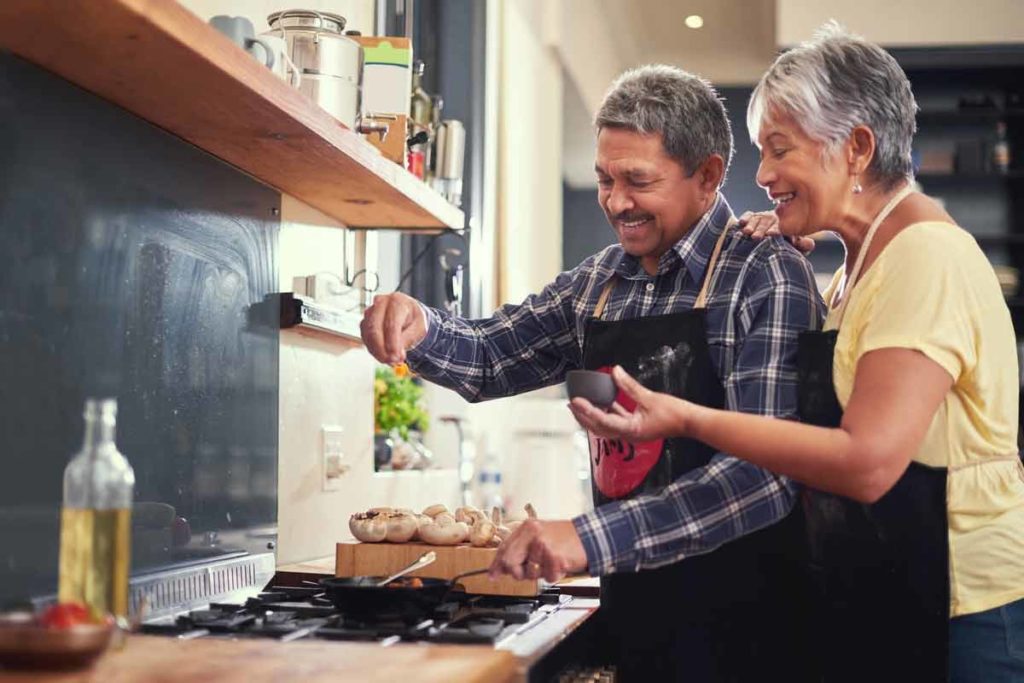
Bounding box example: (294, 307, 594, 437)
(595, 127, 710, 274)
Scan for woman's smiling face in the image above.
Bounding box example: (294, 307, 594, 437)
(755, 113, 852, 236)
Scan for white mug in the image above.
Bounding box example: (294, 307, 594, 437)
(209, 16, 276, 69)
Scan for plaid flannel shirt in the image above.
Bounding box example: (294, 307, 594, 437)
(407, 194, 825, 575)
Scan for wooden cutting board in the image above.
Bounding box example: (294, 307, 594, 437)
(335, 542, 540, 597)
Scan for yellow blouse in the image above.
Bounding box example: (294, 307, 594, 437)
(824, 221, 1023, 617)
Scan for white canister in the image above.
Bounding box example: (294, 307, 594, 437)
(263, 10, 363, 127)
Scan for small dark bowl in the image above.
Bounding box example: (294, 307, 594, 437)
(0, 612, 115, 670)
(566, 369, 617, 409)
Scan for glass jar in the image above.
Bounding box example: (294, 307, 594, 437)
(58, 398, 135, 621)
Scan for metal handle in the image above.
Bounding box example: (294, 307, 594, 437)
(376, 551, 437, 587)
(246, 37, 276, 69)
(357, 119, 391, 142)
(448, 567, 490, 586)
(273, 9, 327, 44)
(274, 9, 326, 30)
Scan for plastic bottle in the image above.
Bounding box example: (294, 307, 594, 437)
(477, 451, 504, 515)
(58, 398, 135, 621)
(407, 61, 432, 180)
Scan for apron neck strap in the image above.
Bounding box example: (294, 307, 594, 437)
(832, 183, 914, 326)
(594, 276, 616, 319)
(694, 219, 735, 309)
(593, 218, 736, 320)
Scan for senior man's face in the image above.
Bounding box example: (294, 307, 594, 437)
(755, 114, 849, 236)
(595, 128, 709, 274)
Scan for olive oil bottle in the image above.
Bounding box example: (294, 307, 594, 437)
(58, 398, 135, 620)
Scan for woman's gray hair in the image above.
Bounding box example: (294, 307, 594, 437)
(747, 21, 917, 190)
(596, 65, 733, 180)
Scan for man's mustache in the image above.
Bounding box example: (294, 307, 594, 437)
(611, 212, 653, 223)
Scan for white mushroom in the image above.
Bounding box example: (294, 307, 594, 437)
(384, 511, 419, 543)
(491, 507, 511, 542)
(349, 511, 388, 542)
(419, 519, 470, 545)
(413, 514, 433, 539)
(455, 506, 486, 526)
(422, 504, 449, 518)
(497, 503, 538, 540)
(469, 519, 497, 547)
(433, 512, 457, 528)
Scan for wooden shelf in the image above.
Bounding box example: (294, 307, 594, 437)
(0, 0, 463, 231)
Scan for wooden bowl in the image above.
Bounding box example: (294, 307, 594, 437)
(0, 612, 115, 670)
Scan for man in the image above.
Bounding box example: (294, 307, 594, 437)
(361, 65, 822, 681)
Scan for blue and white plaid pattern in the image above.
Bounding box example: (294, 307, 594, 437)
(408, 194, 825, 575)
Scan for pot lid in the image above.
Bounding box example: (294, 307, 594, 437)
(267, 9, 347, 34)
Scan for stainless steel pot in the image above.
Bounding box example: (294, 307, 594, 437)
(297, 73, 360, 129)
(264, 9, 363, 128)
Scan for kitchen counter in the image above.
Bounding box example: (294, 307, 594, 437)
(0, 635, 516, 683)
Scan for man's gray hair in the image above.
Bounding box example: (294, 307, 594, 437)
(747, 21, 917, 190)
(596, 64, 733, 179)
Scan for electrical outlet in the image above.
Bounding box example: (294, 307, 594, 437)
(322, 426, 348, 491)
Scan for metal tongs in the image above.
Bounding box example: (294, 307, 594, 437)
(375, 551, 438, 587)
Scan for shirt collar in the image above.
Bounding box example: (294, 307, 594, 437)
(612, 193, 734, 283)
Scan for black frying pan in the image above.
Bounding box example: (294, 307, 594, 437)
(319, 568, 490, 620)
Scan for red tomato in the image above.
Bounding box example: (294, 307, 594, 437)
(39, 602, 92, 628)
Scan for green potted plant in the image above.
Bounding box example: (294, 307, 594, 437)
(373, 364, 429, 470)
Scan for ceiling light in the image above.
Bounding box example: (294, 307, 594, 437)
(685, 15, 704, 29)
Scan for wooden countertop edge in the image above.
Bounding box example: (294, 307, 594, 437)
(0, 635, 517, 683)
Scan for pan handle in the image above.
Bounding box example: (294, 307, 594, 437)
(448, 567, 490, 586)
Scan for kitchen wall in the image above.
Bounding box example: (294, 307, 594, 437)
(440, 0, 588, 522)
(275, 199, 458, 564)
(0, 51, 279, 601)
(176, 0, 460, 565)
(495, 0, 564, 303)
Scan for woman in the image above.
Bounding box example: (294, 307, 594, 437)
(570, 24, 1024, 683)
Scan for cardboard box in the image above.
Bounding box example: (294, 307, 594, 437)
(354, 37, 412, 164)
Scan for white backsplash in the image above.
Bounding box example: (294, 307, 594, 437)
(276, 196, 461, 565)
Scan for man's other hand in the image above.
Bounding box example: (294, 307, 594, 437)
(488, 519, 588, 583)
(360, 292, 428, 365)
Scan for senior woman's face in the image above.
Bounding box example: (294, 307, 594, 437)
(755, 115, 849, 235)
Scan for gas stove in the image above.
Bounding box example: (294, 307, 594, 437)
(140, 583, 573, 648)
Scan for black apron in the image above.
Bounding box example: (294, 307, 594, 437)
(796, 185, 950, 682)
(582, 226, 810, 682)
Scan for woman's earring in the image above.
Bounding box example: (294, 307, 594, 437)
(852, 181, 863, 194)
